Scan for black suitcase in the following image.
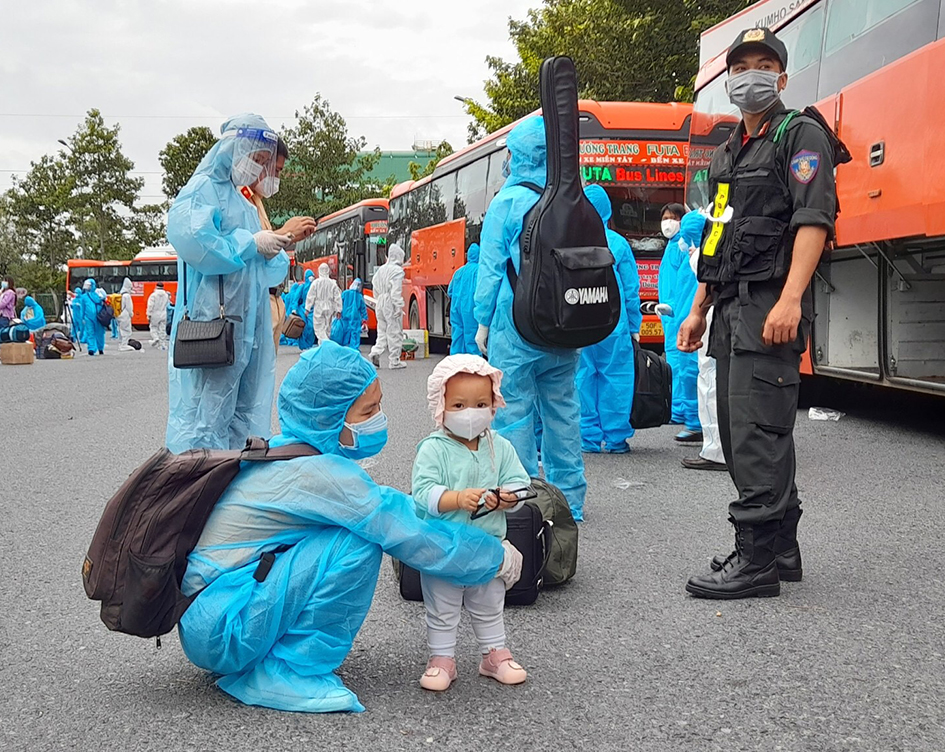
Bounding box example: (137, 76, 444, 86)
(629, 339, 673, 429)
(395, 502, 552, 606)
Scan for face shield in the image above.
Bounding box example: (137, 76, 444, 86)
(229, 127, 278, 188)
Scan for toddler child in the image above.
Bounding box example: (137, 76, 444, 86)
(412, 354, 531, 691)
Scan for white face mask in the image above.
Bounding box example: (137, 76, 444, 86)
(661, 219, 680, 239)
(443, 407, 494, 440)
(257, 175, 280, 198)
(232, 156, 264, 187)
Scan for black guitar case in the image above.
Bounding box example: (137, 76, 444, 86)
(508, 56, 621, 349)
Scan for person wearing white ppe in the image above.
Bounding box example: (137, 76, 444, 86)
(165, 113, 292, 454)
(681, 238, 727, 471)
(147, 283, 170, 349)
(369, 243, 407, 370)
(304, 263, 342, 345)
(116, 277, 135, 351)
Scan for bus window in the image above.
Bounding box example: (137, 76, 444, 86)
(778, 4, 825, 108)
(454, 159, 488, 246)
(388, 195, 407, 251)
(409, 183, 431, 248)
(819, 0, 936, 96)
(608, 187, 684, 242)
(430, 173, 456, 225)
(485, 150, 507, 206)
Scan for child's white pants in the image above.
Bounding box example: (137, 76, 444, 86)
(420, 574, 506, 657)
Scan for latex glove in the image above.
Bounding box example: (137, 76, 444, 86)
(654, 303, 674, 320)
(254, 231, 292, 260)
(497, 540, 523, 591)
(475, 324, 489, 356)
(632, 332, 641, 343)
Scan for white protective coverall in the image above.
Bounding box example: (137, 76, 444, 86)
(146, 286, 170, 348)
(688, 247, 724, 464)
(117, 278, 135, 351)
(304, 263, 342, 345)
(369, 244, 406, 369)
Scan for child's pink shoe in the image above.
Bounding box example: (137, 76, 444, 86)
(478, 648, 527, 685)
(419, 655, 457, 691)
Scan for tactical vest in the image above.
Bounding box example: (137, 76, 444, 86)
(698, 111, 796, 287)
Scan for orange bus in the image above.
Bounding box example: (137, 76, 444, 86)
(293, 198, 389, 331)
(66, 247, 179, 328)
(689, 0, 945, 396)
(388, 100, 692, 348)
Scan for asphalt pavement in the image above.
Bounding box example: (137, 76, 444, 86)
(1, 339, 943, 752)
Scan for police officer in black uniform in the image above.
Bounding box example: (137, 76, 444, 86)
(678, 28, 842, 599)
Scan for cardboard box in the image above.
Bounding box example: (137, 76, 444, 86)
(0, 342, 35, 365)
(402, 328, 429, 358)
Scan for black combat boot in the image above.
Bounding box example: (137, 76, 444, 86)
(709, 507, 803, 581)
(686, 520, 781, 599)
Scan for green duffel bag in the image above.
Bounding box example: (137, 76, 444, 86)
(528, 477, 578, 586)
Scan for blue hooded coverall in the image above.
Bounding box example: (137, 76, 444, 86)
(330, 278, 367, 349)
(474, 116, 587, 521)
(658, 210, 706, 431)
(576, 185, 643, 453)
(79, 279, 106, 355)
(178, 342, 505, 713)
(447, 243, 481, 355)
(165, 113, 290, 453)
(21, 296, 46, 331)
(295, 269, 318, 350)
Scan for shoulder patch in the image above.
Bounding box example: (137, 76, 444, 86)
(790, 150, 820, 184)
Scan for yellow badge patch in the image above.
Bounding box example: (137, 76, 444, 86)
(702, 183, 730, 258)
(743, 28, 766, 43)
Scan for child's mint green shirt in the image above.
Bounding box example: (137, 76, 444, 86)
(411, 429, 530, 539)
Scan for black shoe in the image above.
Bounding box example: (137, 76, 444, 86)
(686, 521, 781, 599)
(710, 508, 803, 582)
(681, 457, 728, 472)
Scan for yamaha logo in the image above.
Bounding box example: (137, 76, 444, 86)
(565, 287, 609, 305)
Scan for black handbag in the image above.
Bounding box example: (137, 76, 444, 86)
(172, 266, 237, 370)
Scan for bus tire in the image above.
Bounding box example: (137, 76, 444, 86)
(409, 299, 420, 330)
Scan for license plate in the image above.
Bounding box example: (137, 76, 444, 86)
(639, 321, 663, 340)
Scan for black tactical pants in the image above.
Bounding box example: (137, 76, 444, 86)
(708, 281, 813, 525)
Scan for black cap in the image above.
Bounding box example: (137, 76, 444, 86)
(726, 27, 788, 71)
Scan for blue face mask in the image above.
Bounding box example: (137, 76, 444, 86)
(338, 410, 388, 460)
(501, 152, 511, 178)
(1, 281, 8, 290)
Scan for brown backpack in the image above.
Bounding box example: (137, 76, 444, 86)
(82, 437, 319, 639)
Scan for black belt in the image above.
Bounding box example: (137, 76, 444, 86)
(269, 287, 280, 296)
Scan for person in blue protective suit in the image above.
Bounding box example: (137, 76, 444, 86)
(78, 278, 106, 355)
(330, 278, 367, 349)
(18, 292, 47, 331)
(296, 268, 317, 351)
(473, 116, 588, 521)
(658, 209, 706, 442)
(166, 113, 292, 453)
(178, 341, 523, 713)
(577, 185, 643, 454)
(68, 287, 84, 344)
(447, 243, 481, 355)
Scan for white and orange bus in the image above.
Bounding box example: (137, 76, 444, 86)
(66, 247, 179, 328)
(689, 0, 945, 395)
(387, 100, 692, 349)
(293, 198, 389, 331)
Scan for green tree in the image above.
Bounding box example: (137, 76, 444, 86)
(61, 109, 147, 260)
(158, 126, 218, 200)
(464, 0, 754, 137)
(0, 197, 67, 296)
(266, 94, 382, 223)
(408, 141, 455, 181)
(5, 154, 77, 271)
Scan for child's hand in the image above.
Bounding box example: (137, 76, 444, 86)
(456, 488, 487, 513)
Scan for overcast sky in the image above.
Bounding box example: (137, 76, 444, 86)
(0, 0, 536, 203)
